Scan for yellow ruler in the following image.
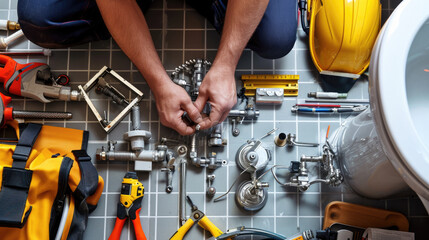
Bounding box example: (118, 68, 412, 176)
(241, 74, 299, 97)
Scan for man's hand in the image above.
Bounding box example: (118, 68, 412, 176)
(193, 0, 268, 130)
(194, 65, 237, 130)
(153, 82, 202, 135)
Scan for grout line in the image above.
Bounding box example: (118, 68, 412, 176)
(38, 68, 318, 73)
(127, 52, 133, 240)
(318, 117, 322, 229)
(91, 214, 340, 219)
(225, 121, 230, 229)
(47, 46, 311, 51)
(102, 191, 326, 195)
(82, 42, 91, 130)
(203, 15, 209, 239)
(104, 37, 114, 240)
(11, 119, 344, 124)
(250, 48, 255, 234)
(154, 1, 167, 238)
(6, 0, 11, 46)
(294, 43, 300, 231)
(272, 58, 277, 232)
(182, 1, 186, 64)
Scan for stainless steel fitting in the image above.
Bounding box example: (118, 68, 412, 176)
(236, 140, 271, 172)
(177, 145, 188, 226)
(208, 124, 227, 147)
(160, 151, 176, 193)
(285, 133, 319, 147)
(288, 141, 343, 191)
(235, 180, 269, 211)
(95, 105, 169, 171)
(229, 97, 259, 137)
(171, 59, 211, 100)
(190, 134, 227, 169)
(206, 175, 216, 197)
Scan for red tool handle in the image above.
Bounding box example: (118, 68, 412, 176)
(108, 217, 126, 240)
(0, 92, 13, 127)
(131, 208, 147, 240)
(0, 55, 19, 85)
(0, 54, 46, 96)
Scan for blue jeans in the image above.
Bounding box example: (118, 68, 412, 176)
(18, 0, 297, 59)
(189, 0, 298, 59)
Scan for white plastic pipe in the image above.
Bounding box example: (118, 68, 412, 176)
(0, 20, 8, 30)
(0, 29, 24, 48)
(54, 196, 70, 240)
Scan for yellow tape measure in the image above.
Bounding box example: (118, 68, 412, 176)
(241, 74, 299, 97)
(120, 173, 144, 208)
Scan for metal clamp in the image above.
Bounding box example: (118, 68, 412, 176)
(79, 66, 143, 133)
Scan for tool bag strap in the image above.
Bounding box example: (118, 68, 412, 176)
(0, 123, 42, 228)
(72, 150, 99, 198)
(64, 150, 100, 240)
(12, 123, 43, 168)
(71, 150, 99, 212)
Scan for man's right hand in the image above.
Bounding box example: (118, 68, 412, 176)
(153, 82, 202, 135)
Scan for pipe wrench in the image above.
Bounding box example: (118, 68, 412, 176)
(0, 55, 81, 103)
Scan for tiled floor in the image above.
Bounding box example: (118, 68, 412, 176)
(1, 0, 428, 239)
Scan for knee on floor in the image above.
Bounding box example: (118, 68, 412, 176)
(253, 32, 297, 59)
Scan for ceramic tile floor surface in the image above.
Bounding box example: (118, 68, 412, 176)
(1, 0, 428, 239)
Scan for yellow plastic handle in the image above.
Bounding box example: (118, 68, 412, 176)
(198, 216, 223, 237)
(169, 218, 194, 240)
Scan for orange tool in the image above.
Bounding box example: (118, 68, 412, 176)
(0, 54, 78, 103)
(109, 172, 147, 240)
(0, 92, 72, 127)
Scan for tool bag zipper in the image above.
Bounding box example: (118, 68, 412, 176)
(49, 156, 73, 240)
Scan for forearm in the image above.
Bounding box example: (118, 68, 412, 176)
(95, 0, 170, 94)
(213, 0, 269, 71)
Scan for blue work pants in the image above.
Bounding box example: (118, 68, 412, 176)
(18, 0, 297, 59)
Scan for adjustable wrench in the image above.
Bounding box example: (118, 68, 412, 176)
(0, 55, 81, 103)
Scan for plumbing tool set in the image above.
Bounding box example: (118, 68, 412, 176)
(0, 0, 414, 236)
(0, 54, 369, 239)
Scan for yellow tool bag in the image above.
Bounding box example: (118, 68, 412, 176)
(0, 122, 104, 239)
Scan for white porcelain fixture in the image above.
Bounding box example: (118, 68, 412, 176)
(335, 0, 429, 212)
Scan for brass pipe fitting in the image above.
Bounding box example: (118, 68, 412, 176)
(274, 132, 287, 147)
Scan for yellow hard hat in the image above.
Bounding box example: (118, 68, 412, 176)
(300, 0, 381, 92)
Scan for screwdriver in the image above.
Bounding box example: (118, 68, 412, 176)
(0, 92, 72, 127)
